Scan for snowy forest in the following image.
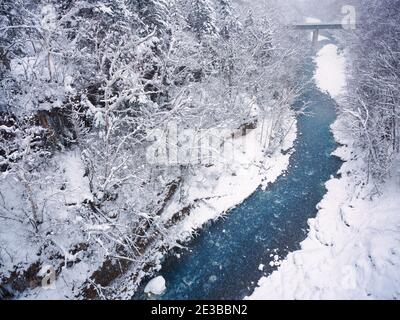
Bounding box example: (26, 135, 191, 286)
(0, 0, 399, 301)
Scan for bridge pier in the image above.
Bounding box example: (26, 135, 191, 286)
(312, 29, 319, 48)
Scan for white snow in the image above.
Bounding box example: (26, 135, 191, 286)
(314, 44, 346, 98)
(161, 109, 297, 242)
(144, 276, 166, 295)
(310, 34, 329, 42)
(305, 17, 322, 24)
(96, 4, 113, 15)
(60, 151, 92, 204)
(317, 35, 329, 41)
(248, 117, 400, 300)
(0, 149, 103, 299)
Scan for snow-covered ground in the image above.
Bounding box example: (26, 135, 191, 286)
(314, 44, 346, 98)
(248, 116, 400, 300)
(0, 151, 105, 299)
(247, 44, 400, 300)
(160, 110, 297, 243)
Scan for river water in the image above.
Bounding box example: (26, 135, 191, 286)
(135, 48, 343, 300)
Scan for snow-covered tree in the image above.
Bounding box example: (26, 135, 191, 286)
(342, 0, 400, 180)
(184, 0, 217, 40)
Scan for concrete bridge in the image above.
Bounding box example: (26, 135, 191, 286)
(293, 23, 357, 47)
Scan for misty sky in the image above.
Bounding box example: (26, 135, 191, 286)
(233, 0, 359, 23)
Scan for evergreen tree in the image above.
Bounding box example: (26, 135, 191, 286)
(215, 0, 235, 38)
(186, 0, 216, 40)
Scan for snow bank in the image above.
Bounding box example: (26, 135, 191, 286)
(314, 44, 346, 98)
(161, 111, 297, 241)
(144, 276, 166, 295)
(248, 117, 400, 300)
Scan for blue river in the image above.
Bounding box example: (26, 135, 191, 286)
(135, 42, 343, 300)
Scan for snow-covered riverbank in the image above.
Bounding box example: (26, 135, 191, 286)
(6, 107, 297, 300)
(247, 44, 400, 300)
(248, 115, 400, 300)
(136, 110, 298, 298)
(162, 112, 297, 243)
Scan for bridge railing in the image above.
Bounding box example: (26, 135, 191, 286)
(292, 23, 358, 30)
(290, 23, 358, 49)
